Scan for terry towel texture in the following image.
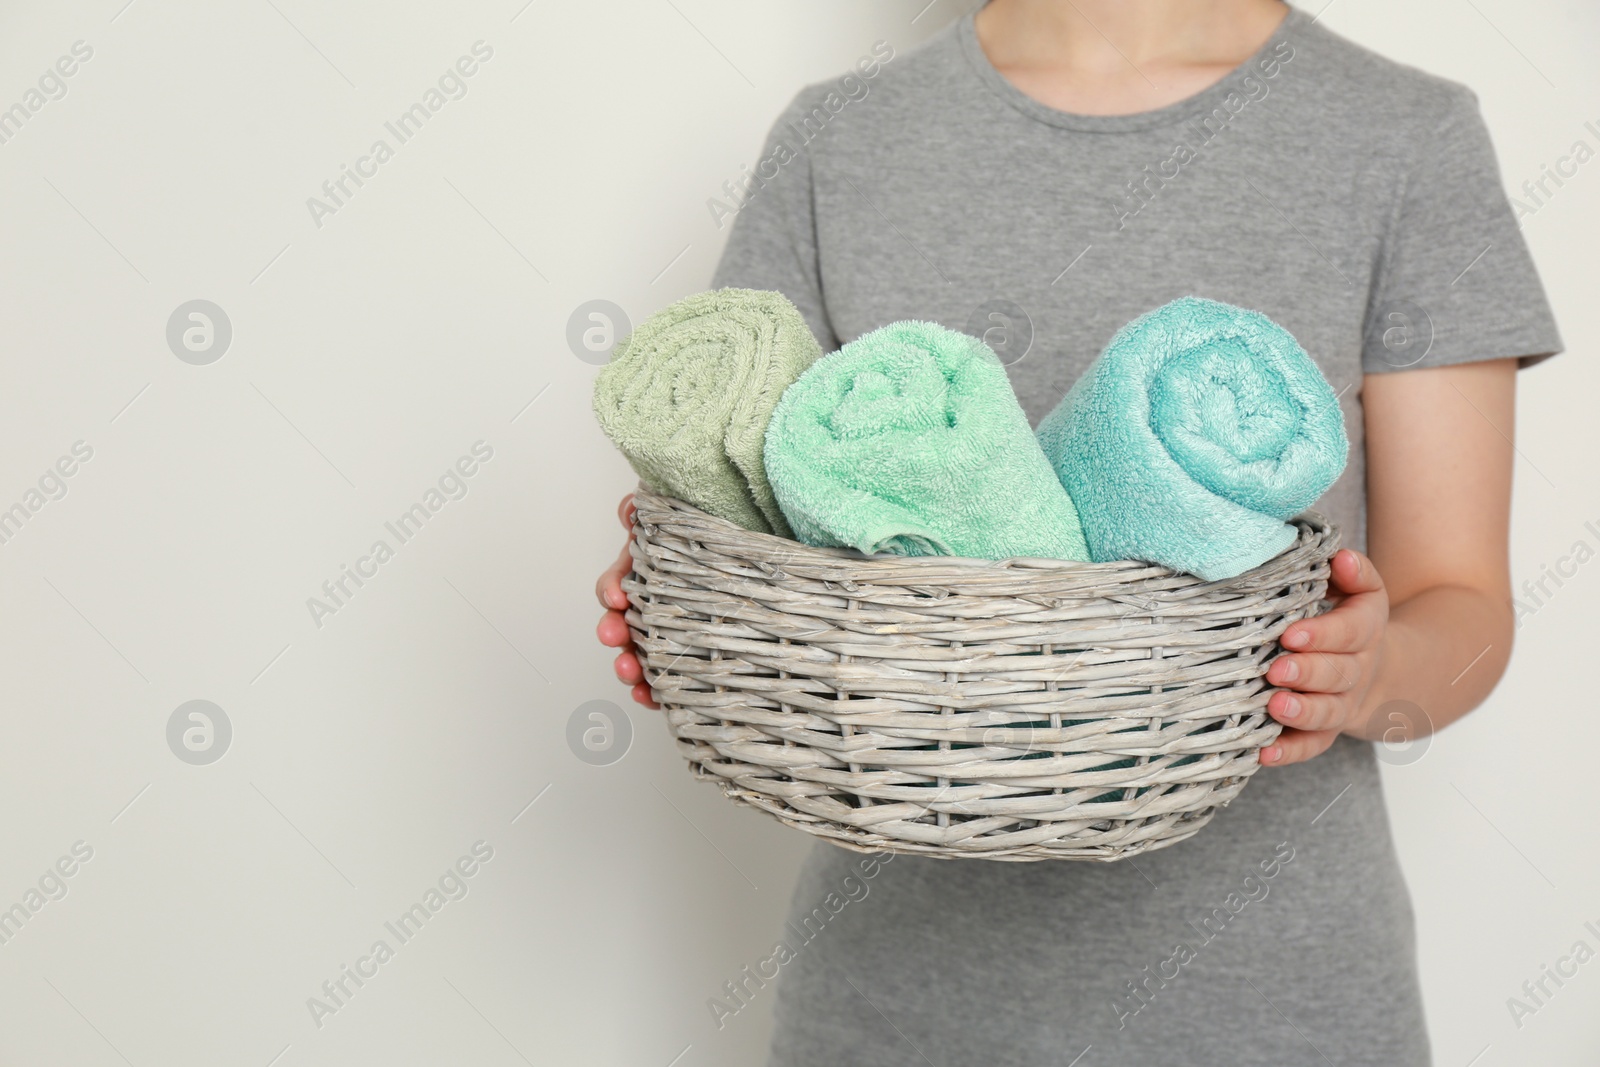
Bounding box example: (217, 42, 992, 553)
(765, 319, 1091, 561)
(1037, 296, 1348, 581)
(592, 288, 822, 537)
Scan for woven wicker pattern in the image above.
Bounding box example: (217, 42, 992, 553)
(623, 486, 1338, 861)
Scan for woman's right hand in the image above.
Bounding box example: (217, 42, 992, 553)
(594, 493, 657, 708)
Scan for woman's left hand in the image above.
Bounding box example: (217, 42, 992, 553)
(1260, 548, 1389, 767)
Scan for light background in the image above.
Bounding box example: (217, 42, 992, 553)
(0, 0, 1595, 1064)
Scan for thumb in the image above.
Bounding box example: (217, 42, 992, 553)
(1329, 549, 1384, 598)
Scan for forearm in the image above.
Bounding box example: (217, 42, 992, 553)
(1348, 583, 1514, 741)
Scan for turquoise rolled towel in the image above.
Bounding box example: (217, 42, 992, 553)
(1036, 296, 1348, 581)
(592, 288, 822, 537)
(764, 320, 1091, 561)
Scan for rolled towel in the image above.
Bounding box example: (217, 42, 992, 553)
(764, 320, 1091, 561)
(1036, 296, 1348, 581)
(592, 288, 822, 537)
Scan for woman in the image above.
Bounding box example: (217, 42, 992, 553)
(596, 1, 1562, 1062)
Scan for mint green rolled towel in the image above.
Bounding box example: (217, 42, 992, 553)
(764, 320, 1091, 561)
(592, 288, 822, 537)
(1036, 296, 1348, 581)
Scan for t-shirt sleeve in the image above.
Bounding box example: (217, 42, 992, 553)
(709, 91, 842, 352)
(1362, 86, 1563, 373)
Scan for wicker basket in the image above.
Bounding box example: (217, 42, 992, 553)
(623, 486, 1338, 861)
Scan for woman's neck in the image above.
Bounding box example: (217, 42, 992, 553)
(973, 0, 1290, 115)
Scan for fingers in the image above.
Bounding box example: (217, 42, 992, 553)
(1280, 581, 1386, 655)
(600, 613, 656, 707)
(603, 495, 652, 708)
(595, 496, 639, 610)
(1260, 549, 1387, 768)
(614, 653, 658, 708)
(613, 648, 644, 684)
(1267, 650, 1358, 693)
(596, 610, 633, 648)
(1260, 726, 1340, 767)
(1329, 548, 1384, 597)
(594, 542, 633, 610)
(1267, 688, 1348, 732)
(1280, 599, 1382, 655)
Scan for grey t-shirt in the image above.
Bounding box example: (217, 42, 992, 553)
(709, 6, 1562, 1065)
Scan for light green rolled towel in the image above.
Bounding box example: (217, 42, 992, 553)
(764, 320, 1091, 561)
(592, 288, 822, 537)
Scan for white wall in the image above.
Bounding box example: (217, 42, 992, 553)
(0, 1, 1593, 1064)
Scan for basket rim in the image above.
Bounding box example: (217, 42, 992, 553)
(630, 483, 1334, 587)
